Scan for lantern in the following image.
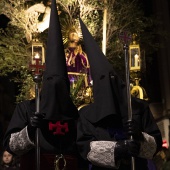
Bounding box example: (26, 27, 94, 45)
(27, 41, 45, 65)
(129, 34, 141, 71)
(27, 34, 45, 73)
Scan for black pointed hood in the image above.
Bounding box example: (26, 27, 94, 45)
(40, 0, 78, 120)
(44, 0, 67, 78)
(79, 18, 128, 123)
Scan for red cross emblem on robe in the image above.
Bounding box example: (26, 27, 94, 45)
(49, 121, 69, 135)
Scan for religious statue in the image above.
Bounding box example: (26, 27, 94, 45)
(26, 0, 52, 33)
(63, 26, 91, 88)
(25, 0, 62, 42)
(65, 28, 90, 74)
(63, 25, 92, 107)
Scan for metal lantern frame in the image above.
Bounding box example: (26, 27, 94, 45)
(27, 41, 45, 66)
(129, 43, 141, 71)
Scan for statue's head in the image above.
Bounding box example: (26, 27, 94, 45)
(68, 28, 80, 43)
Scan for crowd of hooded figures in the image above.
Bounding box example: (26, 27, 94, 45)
(1, 0, 165, 170)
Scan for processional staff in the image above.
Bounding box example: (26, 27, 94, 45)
(119, 31, 135, 170)
(29, 56, 45, 170)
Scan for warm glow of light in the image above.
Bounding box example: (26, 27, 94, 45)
(34, 53, 40, 59)
(134, 54, 139, 67)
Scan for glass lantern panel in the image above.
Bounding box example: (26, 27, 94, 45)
(32, 46, 43, 64)
(129, 45, 141, 71)
(131, 48, 140, 67)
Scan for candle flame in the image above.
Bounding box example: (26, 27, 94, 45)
(34, 53, 40, 59)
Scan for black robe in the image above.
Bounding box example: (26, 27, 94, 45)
(3, 99, 87, 170)
(77, 98, 162, 170)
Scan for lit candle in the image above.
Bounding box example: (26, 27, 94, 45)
(34, 53, 40, 59)
(134, 54, 139, 67)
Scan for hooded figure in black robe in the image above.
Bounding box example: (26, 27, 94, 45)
(3, 0, 84, 169)
(76, 19, 162, 170)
